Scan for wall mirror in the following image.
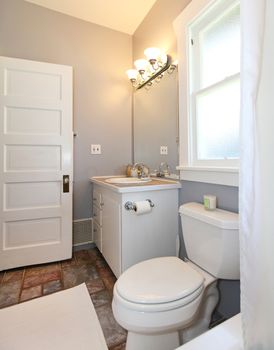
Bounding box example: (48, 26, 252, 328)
(133, 71, 179, 176)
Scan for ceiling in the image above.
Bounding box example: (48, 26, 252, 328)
(25, 0, 157, 35)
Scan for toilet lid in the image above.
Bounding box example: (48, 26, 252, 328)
(116, 257, 204, 304)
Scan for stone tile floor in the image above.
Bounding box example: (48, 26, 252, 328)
(0, 248, 126, 350)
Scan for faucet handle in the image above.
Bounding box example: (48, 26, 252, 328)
(142, 164, 150, 177)
(134, 163, 150, 178)
(158, 162, 170, 177)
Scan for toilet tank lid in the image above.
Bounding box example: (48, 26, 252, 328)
(179, 202, 238, 230)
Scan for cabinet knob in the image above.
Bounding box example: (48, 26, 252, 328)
(93, 228, 97, 232)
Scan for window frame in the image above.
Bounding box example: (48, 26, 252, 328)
(174, 0, 240, 186)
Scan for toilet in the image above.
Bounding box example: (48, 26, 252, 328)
(112, 202, 239, 350)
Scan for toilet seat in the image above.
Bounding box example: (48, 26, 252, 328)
(115, 257, 204, 312)
(114, 283, 204, 312)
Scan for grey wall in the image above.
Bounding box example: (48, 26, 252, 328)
(0, 0, 132, 220)
(133, 0, 240, 319)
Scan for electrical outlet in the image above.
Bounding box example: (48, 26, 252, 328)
(91, 144, 101, 154)
(160, 146, 168, 155)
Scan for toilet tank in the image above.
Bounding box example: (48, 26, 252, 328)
(179, 203, 239, 280)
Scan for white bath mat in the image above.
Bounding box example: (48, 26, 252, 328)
(0, 283, 108, 350)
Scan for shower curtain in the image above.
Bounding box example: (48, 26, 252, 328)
(240, 0, 274, 348)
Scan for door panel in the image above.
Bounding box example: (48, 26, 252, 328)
(0, 56, 73, 270)
(5, 68, 61, 99)
(4, 182, 61, 210)
(5, 145, 61, 171)
(5, 107, 61, 135)
(3, 217, 61, 249)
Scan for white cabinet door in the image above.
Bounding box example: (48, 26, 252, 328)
(93, 220, 102, 253)
(101, 191, 121, 277)
(0, 56, 73, 270)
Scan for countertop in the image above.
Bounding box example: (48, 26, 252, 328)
(90, 176, 181, 193)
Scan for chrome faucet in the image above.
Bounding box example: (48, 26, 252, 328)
(157, 162, 170, 177)
(133, 163, 150, 178)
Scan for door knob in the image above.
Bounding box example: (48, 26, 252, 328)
(63, 175, 70, 193)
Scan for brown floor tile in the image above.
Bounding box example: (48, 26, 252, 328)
(61, 257, 77, 268)
(23, 263, 60, 288)
(96, 304, 127, 348)
(88, 248, 103, 262)
(23, 270, 60, 288)
(98, 266, 115, 279)
(63, 264, 99, 289)
(0, 281, 21, 308)
(0, 272, 4, 284)
(91, 290, 112, 308)
(20, 285, 42, 302)
(85, 278, 105, 294)
(2, 269, 24, 284)
(75, 250, 94, 264)
(102, 275, 116, 293)
(109, 343, 126, 350)
(43, 280, 62, 295)
(95, 259, 108, 269)
(25, 262, 59, 276)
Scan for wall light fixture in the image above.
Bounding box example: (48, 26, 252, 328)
(127, 47, 177, 90)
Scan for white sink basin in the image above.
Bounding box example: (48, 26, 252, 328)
(105, 177, 152, 185)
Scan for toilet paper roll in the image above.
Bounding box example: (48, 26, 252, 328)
(134, 200, 152, 215)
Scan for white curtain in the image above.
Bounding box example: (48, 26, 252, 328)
(240, 0, 274, 349)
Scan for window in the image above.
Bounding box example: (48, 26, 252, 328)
(174, 0, 240, 186)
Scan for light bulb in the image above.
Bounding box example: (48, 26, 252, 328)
(134, 59, 148, 73)
(144, 47, 161, 61)
(126, 69, 138, 81)
(160, 53, 168, 65)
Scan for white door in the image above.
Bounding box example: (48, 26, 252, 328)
(0, 56, 73, 270)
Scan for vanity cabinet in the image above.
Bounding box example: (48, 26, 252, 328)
(92, 187, 103, 252)
(92, 178, 181, 278)
(101, 190, 121, 278)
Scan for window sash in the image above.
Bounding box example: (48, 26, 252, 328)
(190, 73, 240, 167)
(189, 1, 240, 92)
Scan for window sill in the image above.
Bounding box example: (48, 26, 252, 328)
(176, 166, 239, 187)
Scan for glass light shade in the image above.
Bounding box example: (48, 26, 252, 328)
(134, 59, 148, 72)
(126, 69, 138, 80)
(160, 53, 168, 64)
(172, 59, 178, 66)
(144, 47, 161, 61)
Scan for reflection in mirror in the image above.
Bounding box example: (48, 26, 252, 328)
(133, 71, 179, 176)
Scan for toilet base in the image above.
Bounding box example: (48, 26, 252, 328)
(180, 281, 219, 343)
(123, 281, 219, 350)
(126, 330, 180, 350)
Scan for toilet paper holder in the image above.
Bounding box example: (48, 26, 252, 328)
(124, 199, 155, 211)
